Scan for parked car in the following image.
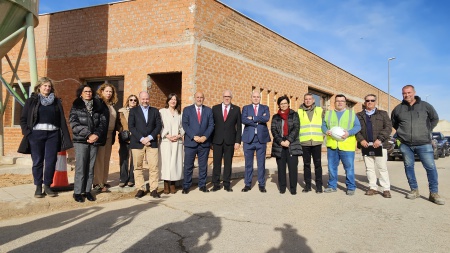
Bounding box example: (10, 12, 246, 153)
(432, 132, 449, 158)
(388, 137, 439, 161)
(443, 136, 450, 156)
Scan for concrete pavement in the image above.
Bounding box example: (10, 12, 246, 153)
(0, 155, 449, 252)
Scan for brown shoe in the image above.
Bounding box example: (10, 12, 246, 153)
(163, 181, 170, 194)
(382, 190, 392, 198)
(170, 183, 177, 194)
(365, 189, 377, 196)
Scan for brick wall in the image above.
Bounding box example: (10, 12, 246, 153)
(1, 0, 400, 162)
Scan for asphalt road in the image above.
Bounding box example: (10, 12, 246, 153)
(1, 157, 449, 253)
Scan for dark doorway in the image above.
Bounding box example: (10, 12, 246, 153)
(148, 72, 182, 110)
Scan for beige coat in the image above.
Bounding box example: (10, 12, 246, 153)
(158, 108, 184, 180)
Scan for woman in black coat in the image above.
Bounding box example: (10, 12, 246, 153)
(69, 85, 107, 202)
(271, 95, 302, 195)
(18, 77, 73, 198)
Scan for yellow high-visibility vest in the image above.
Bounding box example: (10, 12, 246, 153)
(298, 107, 324, 142)
(324, 109, 357, 151)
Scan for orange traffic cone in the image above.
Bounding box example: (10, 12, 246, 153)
(51, 151, 74, 191)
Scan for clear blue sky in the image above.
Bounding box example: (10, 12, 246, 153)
(39, 0, 450, 120)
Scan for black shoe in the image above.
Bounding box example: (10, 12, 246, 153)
(73, 194, 84, 203)
(302, 188, 311, 193)
(280, 190, 286, 194)
(212, 185, 222, 192)
(182, 188, 190, 194)
(199, 186, 210, 192)
(291, 191, 297, 195)
(316, 187, 323, 194)
(85, 192, 95, 201)
(241, 186, 251, 192)
(259, 186, 267, 193)
(34, 185, 44, 198)
(44, 185, 58, 197)
(224, 186, 233, 192)
(150, 190, 161, 198)
(135, 190, 146, 199)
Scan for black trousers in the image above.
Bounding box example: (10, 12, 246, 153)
(29, 130, 59, 186)
(301, 145, 323, 189)
(276, 148, 299, 192)
(212, 143, 235, 187)
(119, 141, 134, 184)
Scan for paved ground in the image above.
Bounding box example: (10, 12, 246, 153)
(0, 155, 449, 253)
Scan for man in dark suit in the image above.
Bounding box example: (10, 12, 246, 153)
(211, 90, 242, 192)
(182, 91, 214, 194)
(129, 91, 162, 199)
(241, 90, 271, 192)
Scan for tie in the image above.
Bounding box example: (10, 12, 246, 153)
(197, 107, 201, 123)
(254, 105, 258, 116)
(224, 105, 228, 121)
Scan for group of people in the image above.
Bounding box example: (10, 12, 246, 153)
(18, 78, 445, 205)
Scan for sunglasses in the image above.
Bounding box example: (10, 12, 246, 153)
(365, 100, 376, 102)
(129, 99, 137, 102)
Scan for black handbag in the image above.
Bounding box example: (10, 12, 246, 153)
(119, 130, 131, 142)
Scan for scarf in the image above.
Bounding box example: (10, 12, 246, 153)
(83, 99, 94, 116)
(277, 108, 290, 137)
(39, 93, 55, 106)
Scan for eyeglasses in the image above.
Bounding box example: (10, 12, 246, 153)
(129, 99, 137, 102)
(335, 100, 346, 103)
(223, 96, 231, 98)
(365, 100, 376, 102)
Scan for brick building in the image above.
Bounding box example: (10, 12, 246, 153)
(2, 0, 398, 163)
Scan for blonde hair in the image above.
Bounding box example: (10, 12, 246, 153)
(97, 83, 118, 105)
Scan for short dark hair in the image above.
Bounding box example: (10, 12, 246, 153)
(76, 84, 91, 97)
(335, 94, 347, 102)
(277, 95, 290, 106)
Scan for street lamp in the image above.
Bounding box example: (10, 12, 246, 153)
(388, 57, 396, 114)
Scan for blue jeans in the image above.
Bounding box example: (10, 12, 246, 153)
(399, 143, 439, 193)
(327, 148, 356, 191)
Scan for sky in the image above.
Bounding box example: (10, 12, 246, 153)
(39, 0, 450, 120)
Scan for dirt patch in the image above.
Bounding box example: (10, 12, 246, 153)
(0, 174, 34, 188)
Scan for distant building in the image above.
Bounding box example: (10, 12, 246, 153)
(2, 0, 400, 162)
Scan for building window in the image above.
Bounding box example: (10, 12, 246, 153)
(85, 77, 124, 111)
(13, 83, 31, 126)
(308, 88, 330, 109)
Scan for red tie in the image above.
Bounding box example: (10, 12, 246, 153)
(197, 107, 201, 123)
(254, 105, 258, 116)
(224, 105, 228, 121)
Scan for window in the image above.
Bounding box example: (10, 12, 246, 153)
(308, 88, 330, 109)
(85, 77, 124, 111)
(13, 83, 31, 126)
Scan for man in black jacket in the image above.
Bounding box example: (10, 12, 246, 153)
(356, 94, 392, 198)
(129, 91, 162, 199)
(211, 90, 242, 192)
(391, 85, 444, 205)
